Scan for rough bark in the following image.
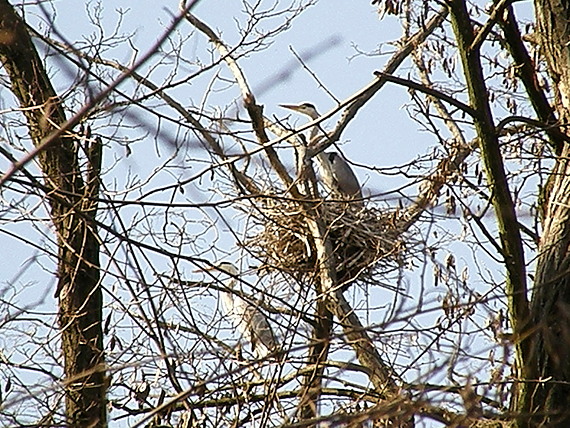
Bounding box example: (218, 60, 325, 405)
(0, 1, 106, 426)
(498, 5, 566, 155)
(517, 0, 570, 425)
(447, 0, 531, 402)
(298, 299, 333, 421)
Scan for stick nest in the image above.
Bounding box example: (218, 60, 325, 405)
(244, 198, 408, 287)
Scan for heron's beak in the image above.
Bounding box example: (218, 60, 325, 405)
(279, 104, 302, 112)
(190, 266, 217, 287)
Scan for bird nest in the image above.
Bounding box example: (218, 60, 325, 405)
(244, 198, 407, 288)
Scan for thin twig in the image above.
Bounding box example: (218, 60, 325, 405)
(375, 72, 478, 118)
(0, 0, 201, 187)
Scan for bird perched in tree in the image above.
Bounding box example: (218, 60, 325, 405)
(205, 262, 277, 359)
(280, 103, 363, 201)
(316, 151, 363, 200)
(280, 102, 322, 141)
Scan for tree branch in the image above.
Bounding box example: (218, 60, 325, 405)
(469, 0, 514, 52)
(182, 8, 301, 199)
(374, 72, 478, 118)
(323, 7, 449, 149)
(498, 5, 566, 154)
(0, 0, 200, 188)
(448, 0, 530, 378)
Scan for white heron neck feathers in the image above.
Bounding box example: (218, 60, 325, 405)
(213, 261, 277, 358)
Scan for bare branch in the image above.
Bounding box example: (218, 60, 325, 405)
(0, 0, 201, 187)
(374, 72, 478, 118)
(182, 9, 300, 198)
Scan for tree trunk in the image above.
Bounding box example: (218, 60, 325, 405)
(0, 1, 106, 426)
(298, 301, 332, 420)
(517, 0, 570, 426)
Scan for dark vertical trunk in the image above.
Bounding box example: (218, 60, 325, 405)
(518, 0, 570, 425)
(298, 300, 332, 421)
(0, 1, 106, 426)
(447, 4, 536, 425)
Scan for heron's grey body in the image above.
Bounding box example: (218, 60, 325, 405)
(213, 262, 277, 359)
(280, 103, 363, 201)
(316, 151, 363, 199)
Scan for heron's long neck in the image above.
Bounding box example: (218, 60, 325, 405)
(220, 278, 236, 313)
(307, 112, 319, 141)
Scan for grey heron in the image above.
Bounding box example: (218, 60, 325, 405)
(280, 103, 363, 200)
(279, 102, 321, 141)
(204, 262, 277, 359)
(317, 151, 363, 200)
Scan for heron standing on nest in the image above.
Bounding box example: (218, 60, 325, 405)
(203, 262, 277, 359)
(280, 103, 363, 201)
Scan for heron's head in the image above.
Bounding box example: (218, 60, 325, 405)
(205, 261, 239, 277)
(280, 102, 319, 120)
(326, 152, 339, 163)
